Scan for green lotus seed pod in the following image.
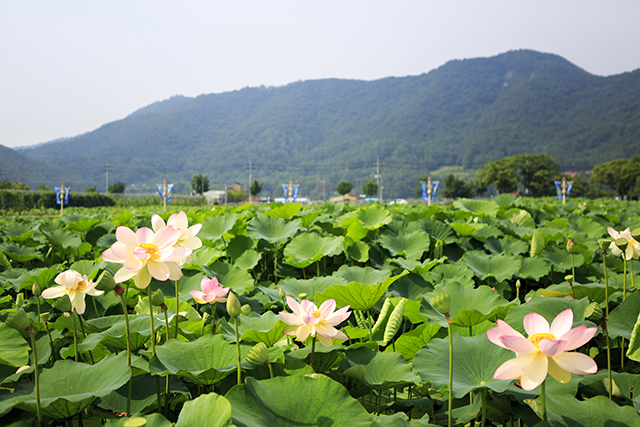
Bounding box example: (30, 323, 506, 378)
(632, 228, 640, 242)
(95, 270, 116, 292)
(298, 293, 308, 300)
(584, 301, 603, 323)
(564, 274, 574, 283)
(226, 292, 241, 318)
(15, 293, 24, 307)
(279, 287, 285, 299)
(241, 304, 252, 316)
(597, 238, 611, 251)
(434, 240, 443, 259)
(40, 312, 50, 323)
(430, 292, 451, 315)
(150, 289, 165, 306)
(246, 342, 270, 366)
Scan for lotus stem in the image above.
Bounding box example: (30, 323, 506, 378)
(234, 315, 242, 385)
(310, 335, 317, 368)
(603, 249, 609, 317)
(30, 331, 42, 423)
(92, 297, 100, 318)
(148, 287, 156, 355)
(541, 380, 546, 420)
(623, 257, 627, 301)
(603, 319, 613, 399)
(119, 289, 132, 416)
(212, 302, 217, 334)
(174, 280, 179, 339)
(631, 260, 636, 290)
(481, 389, 487, 427)
(44, 321, 56, 365)
(267, 361, 274, 379)
(76, 313, 94, 364)
(447, 314, 453, 427)
(71, 312, 79, 362)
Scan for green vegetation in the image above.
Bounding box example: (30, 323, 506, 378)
(442, 174, 475, 199)
(249, 179, 263, 197)
(476, 154, 560, 196)
(336, 181, 353, 196)
(590, 155, 640, 198)
(362, 180, 378, 197)
(191, 173, 210, 195)
(108, 182, 126, 194)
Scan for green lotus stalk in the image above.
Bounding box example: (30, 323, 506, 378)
(227, 292, 242, 385)
(76, 312, 95, 364)
(447, 314, 453, 427)
(481, 388, 487, 427)
(600, 245, 613, 399)
(541, 380, 546, 420)
(163, 304, 171, 417)
(234, 316, 241, 384)
(310, 336, 317, 368)
(116, 285, 132, 416)
(212, 302, 217, 333)
(33, 283, 41, 320)
(147, 287, 162, 413)
(29, 329, 42, 423)
(71, 312, 79, 362)
(174, 280, 179, 339)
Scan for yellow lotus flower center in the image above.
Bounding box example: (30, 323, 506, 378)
(139, 243, 160, 259)
(76, 280, 87, 292)
(313, 310, 322, 318)
(527, 333, 556, 349)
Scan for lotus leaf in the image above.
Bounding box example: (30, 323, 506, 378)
(264, 202, 301, 220)
(387, 323, 441, 360)
(246, 216, 300, 245)
(517, 257, 550, 280)
(199, 214, 239, 242)
(333, 265, 391, 285)
(283, 233, 344, 268)
(202, 261, 254, 296)
(461, 251, 521, 282)
(341, 347, 419, 389)
(175, 392, 233, 427)
(315, 271, 409, 311)
(356, 204, 392, 230)
(379, 229, 431, 260)
(453, 199, 499, 217)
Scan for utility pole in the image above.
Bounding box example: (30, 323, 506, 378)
(104, 164, 112, 193)
(321, 180, 326, 202)
(374, 157, 383, 203)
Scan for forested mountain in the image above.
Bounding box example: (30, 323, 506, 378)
(13, 49, 640, 199)
(0, 144, 62, 190)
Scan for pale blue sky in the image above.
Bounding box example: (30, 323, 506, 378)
(1, 1, 639, 148)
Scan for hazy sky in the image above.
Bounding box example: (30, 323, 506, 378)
(2, 1, 639, 148)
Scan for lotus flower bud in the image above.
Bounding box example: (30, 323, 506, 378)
(226, 292, 241, 318)
(114, 285, 125, 296)
(566, 239, 575, 253)
(279, 287, 285, 299)
(15, 293, 24, 307)
(241, 304, 252, 316)
(430, 292, 451, 316)
(246, 342, 270, 366)
(151, 289, 165, 306)
(53, 294, 72, 313)
(32, 283, 41, 297)
(584, 301, 603, 323)
(516, 279, 521, 291)
(298, 293, 307, 300)
(615, 238, 628, 252)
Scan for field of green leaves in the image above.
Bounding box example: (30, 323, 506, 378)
(1, 194, 640, 426)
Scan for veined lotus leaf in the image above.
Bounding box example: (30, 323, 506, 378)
(422, 282, 514, 327)
(259, 276, 347, 302)
(385, 323, 441, 360)
(0, 243, 43, 263)
(546, 395, 640, 427)
(233, 250, 261, 271)
(450, 222, 486, 237)
(226, 235, 254, 259)
(264, 203, 301, 220)
(80, 315, 163, 352)
(0, 323, 29, 367)
(69, 260, 101, 279)
(568, 217, 605, 239)
(226, 376, 375, 427)
(343, 217, 369, 241)
(333, 265, 391, 285)
(494, 193, 517, 207)
(517, 257, 550, 280)
(344, 238, 370, 263)
(484, 236, 528, 256)
(387, 272, 434, 301)
(40, 228, 82, 250)
(151, 334, 247, 386)
(453, 199, 499, 217)
(461, 251, 522, 282)
(1, 223, 35, 242)
(199, 213, 239, 242)
(392, 257, 445, 275)
(379, 229, 431, 260)
(190, 246, 222, 267)
(608, 290, 640, 339)
(545, 218, 569, 231)
(219, 311, 288, 347)
(341, 347, 419, 389)
(501, 208, 535, 228)
(471, 225, 504, 242)
(299, 211, 321, 229)
(413, 334, 513, 397)
(175, 392, 233, 427)
(202, 261, 254, 296)
(283, 233, 344, 268)
(502, 294, 590, 336)
(246, 216, 300, 245)
(315, 271, 409, 311)
(356, 204, 392, 230)
(67, 217, 101, 234)
(626, 312, 640, 362)
(429, 263, 475, 288)
(544, 245, 583, 272)
(13, 352, 131, 419)
(104, 414, 173, 427)
(418, 218, 456, 244)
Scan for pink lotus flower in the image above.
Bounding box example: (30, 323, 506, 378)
(152, 211, 202, 265)
(487, 308, 597, 391)
(279, 296, 351, 347)
(102, 225, 192, 289)
(608, 227, 640, 260)
(41, 270, 103, 315)
(189, 276, 229, 304)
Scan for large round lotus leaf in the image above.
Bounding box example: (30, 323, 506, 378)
(422, 282, 514, 328)
(387, 272, 434, 301)
(1, 223, 35, 240)
(333, 265, 391, 285)
(341, 347, 419, 389)
(517, 257, 550, 280)
(450, 222, 487, 237)
(315, 271, 409, 311)
(202, 261, 254, 296)
(15, 353, 131, 419)
(246, 216, 300, 245)
(502, 294, 590, 336)
(453, 199, 499, 217)
(104, 414, 172, 427)
(413, 334, 513, 398)
(259, 276, 347, 302)
(0, 243, 43, 263)
(0, 323, 29, 367)
(264, 203, 302, 220)
(546, 395, 640, 426)
(501, 208, 535, 228)
(175, 392, 233, 427)
(384, 323, 441, 361)
(607, 290, 640, 339)
(461, 251, 522, 282)
(283, 233, 344, 268)
(226, 376, 375, 427)
(218, 311, 288, 347)
(199, 214, 239, 242)
(151, 334, 243, 386)
(356, 204, 392, 230)
(345, 239, 370, 262)
(484, 236, 528, 256)
(392, 257, 445, 276)
(80, 315, 161, 352)
(493, 193, 517, 207)
(567, 217, 605, 240)
(40, 229, 82, 250)
(379, 229, 431, 261)
(429, 263, 475, 288)
(97, 374, 189, 415)
(418, 218, 456, 244)
(543, 245, 583, 272)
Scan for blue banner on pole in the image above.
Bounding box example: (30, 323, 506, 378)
(292, 184, 300, 202)
(420, 182, 427, 200)
(166, 184, 174, 203)
(420, 181, 439, 201)
(432, 181, 439, 200)
(554, 182, 562, 199)
(54, 187, 70, 205)
(566, 182, 573, 197)
(156, 184, 163, 199)
(282, 184, 289, 202)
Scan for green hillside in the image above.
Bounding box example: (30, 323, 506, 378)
(15, 49, 640, 199)
(0, 144, 62, 190)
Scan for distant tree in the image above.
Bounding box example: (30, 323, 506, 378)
(514, 154, 560, 196)
(191, 174, 210, 195)
(250, 179, 263, 196)
(85, 186, 97, 193)
(108, 182, 126, 193)
(590, 155, 640, 198)
(336, 181, 353, 196)
(362, 180, 378, 197)
(0, 180, 30, 190)
(38, 183, 48, 191)
(443, 174, 474, 199)
(226, 189, 247, 203)
(476, 158, 519, 194)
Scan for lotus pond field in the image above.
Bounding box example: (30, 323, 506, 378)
(2, 195, 640, 426)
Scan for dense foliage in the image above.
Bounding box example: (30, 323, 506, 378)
(1, 198, 640, 426)
(190, 174, 210, 195)
(11, 50, 640, 199)
(476, 154, 560, 196)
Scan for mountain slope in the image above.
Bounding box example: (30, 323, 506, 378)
(17, 49, 640, 199)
